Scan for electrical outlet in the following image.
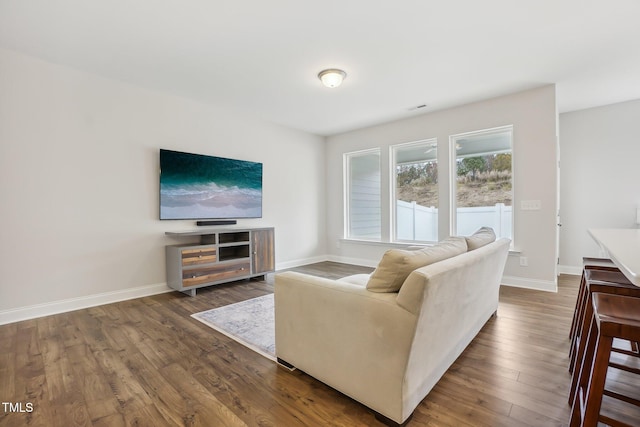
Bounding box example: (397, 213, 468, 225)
(521, 200, 541, 211)
(519, 256, 528, 267)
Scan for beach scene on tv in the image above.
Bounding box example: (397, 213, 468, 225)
(160, 150, 263, 220)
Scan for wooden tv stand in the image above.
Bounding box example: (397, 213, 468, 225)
(165, 227, 275, 296)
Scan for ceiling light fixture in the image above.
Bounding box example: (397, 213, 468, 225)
(318, 68, 347, 88)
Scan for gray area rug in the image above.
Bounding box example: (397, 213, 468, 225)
(192, 293, 276, 361)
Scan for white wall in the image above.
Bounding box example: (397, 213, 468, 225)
(559, 99, 640, 274)
(0, 48, 326, 322)
(326, 86, 559, 291)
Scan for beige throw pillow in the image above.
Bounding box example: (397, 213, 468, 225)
(366, 236, 468, 293)
(465, 227, 496, 251)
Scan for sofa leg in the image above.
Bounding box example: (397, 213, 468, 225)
(276, 357, 295, 370)
(374, 411, 413, 426)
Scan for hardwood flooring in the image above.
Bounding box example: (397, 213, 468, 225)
(1, 263, 638, 426)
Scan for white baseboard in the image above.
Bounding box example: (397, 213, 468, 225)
(0, 282, 173, 326)
(1, 259, 565, 325)
(558, 264, 582, 276)
(501, 275, 557, 292)
(1, 255, 333, 326)
(327, 255, 559, 292)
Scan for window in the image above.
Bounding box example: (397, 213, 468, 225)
(450, 126, 513, 240)
(391, 139, 438, 242)
(344, 149, 381, 240)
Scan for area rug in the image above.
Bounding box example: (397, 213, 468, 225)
(192, 294, 276, 362)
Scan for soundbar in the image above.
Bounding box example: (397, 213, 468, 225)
(196, 220, 237, 226)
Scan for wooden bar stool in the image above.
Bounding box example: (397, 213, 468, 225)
(569, 258, 619, 340)
(569, 292, 640, 427)
(568, 269, 635, 375)
(569, 270, 640, 393)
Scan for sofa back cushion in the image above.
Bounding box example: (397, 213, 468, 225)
(366, 237, 468, 293)
(465, 227, 496, 251)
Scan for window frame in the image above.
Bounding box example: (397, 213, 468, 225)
(449, 125, 514, 241)
(343, 148, 382, 241)
(390, 138, 439, 243)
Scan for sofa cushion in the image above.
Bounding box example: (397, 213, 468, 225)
(366, 237, 468, 293)
(465, 227, 496, 251)
(337, 273, 370, 287)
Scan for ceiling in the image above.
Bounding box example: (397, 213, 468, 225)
(1, 0, 639, 136)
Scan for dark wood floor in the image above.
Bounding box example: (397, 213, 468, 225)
(1, 263, 638, 426)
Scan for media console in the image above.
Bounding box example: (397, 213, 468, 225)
(165, 227, 275, 296)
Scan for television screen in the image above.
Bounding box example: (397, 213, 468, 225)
(159, 149, 263, 220)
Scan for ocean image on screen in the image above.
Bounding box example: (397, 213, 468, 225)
(160, 150, 263, 220)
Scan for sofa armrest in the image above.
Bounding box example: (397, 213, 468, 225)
(274, 271, 417, 420)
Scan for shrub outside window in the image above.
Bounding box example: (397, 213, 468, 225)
(450, 126, 513, 240)
(391, 139, 438, 242)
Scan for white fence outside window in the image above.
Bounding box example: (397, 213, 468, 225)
(396, 201, 512, 242)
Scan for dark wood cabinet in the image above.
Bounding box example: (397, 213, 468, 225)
(252, 228, 275, 275)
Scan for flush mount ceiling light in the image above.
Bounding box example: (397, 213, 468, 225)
(318, 68, 347, 88)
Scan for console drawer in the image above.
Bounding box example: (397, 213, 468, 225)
(182, 261, 250, 287)
(182, 248, 217, 266)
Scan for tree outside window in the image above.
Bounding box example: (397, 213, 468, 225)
(451, 127, 513, 239)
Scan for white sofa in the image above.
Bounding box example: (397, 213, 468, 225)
(274, 231, 510, 425)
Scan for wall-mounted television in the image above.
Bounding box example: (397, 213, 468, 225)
(159, 149, 263, 220)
